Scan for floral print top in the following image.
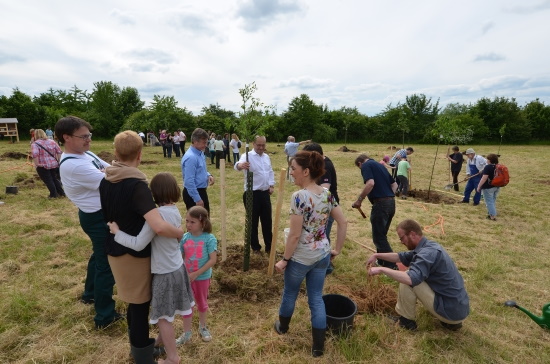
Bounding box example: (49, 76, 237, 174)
(289, 188, 338, 265)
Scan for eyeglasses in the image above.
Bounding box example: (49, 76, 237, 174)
(398, 232, 409, 241)
(71, 133, 92, 140)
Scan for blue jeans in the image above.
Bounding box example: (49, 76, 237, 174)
(482, 187, 500, 216)
(325, 216, 334, 243)
(279, 254, 330, 329)
(463, 175, 482, 204)
(233, 152, 239, 165)
(370, 198, 397, 269)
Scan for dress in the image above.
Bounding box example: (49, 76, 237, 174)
(181, 146, 211, 212)
(235, 150, 275, 252)
(113, 205, 195, 324)
(360, 159, 397, 269)
(397, 237, 470, 322)
(59, 151, 116, 327)
(31, 139, 65, 198)
(480, 164, 500, 217)
(278, 188, 338, 330)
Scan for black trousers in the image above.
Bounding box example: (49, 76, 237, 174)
(36, 166, 65, 197)
(180, 142, 185, 155)
(451, 170, 461, 191)
(183, 187, 210, 213)
(215, 150, 224, 169)
(243, 190, 272, 252)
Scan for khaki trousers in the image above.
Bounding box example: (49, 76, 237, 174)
(395, 281, 463, 325)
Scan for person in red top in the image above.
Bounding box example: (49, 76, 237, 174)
(31, 129, 65, 198)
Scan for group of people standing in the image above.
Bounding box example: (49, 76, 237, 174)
(49, 119, 493, 360)
(157, 130, 187, 158)
(206, 132, 242, 169)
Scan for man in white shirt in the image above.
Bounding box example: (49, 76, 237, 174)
(178, 129, 186, 154)
(235, 136, 275, 253)
(55, 116, 121, 329)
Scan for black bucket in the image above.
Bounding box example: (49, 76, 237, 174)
(323, 294, 357, 335)
(5, 186, 18, 194)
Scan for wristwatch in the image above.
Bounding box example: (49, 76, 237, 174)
(282, 257, 290, 262)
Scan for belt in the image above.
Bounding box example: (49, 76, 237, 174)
(372, 196, 394, 202)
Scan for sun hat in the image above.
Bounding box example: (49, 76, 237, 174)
(465, 148, 475, 154)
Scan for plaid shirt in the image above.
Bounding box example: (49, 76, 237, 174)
(31, 139, 62, 169)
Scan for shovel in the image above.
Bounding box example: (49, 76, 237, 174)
(444, 172, 481, 190)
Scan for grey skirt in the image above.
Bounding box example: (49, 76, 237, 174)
(149, 264, 195, 324)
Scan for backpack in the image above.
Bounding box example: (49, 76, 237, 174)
(238, 141, 242, 148)
(490, 164, 509, 187)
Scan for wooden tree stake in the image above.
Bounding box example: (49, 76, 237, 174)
(220, 159, 227, 261)
(268, 168, 287, 276)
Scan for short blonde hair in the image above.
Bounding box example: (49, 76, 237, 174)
(114, 131, 143, 162)
(34, 129, 47, 140)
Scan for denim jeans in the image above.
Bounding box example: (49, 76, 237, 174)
(278, 254, 330, 329)
(325, 215, 334, 243)
(370, 198, 397, 269)
(233, 152, 239, 165)
(463, 175, 482, 204)
(482, 187, 500, 216)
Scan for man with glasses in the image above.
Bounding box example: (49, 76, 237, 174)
(55, 116, 122, 329)
(366, 219, 469, 331)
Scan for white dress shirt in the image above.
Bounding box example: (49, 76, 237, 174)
(235, 150, 275, 191)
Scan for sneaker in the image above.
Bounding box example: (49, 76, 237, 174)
(199, 325, 212, 342)
(440, 321, 463, 331)
(389, 315, 417, 331)
(176, 331, 192, 346)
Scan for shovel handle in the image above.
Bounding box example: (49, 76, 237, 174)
(357, 206, 367, 219)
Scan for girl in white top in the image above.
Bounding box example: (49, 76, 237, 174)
(108, 173, 194, 364)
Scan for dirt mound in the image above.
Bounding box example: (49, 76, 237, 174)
(328, 279, 397, 314)
(536, 180, 550, 185)
(1, 152, 29, 159)
(213, 245, 283, 302)
(337, 146, 358, 153)
(96, 151, 116, 163)
(409, 189, 459, 204)
(387, 146, 398, 150)
(140, 160, 158, 165)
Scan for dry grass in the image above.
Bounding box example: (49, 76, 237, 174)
(0, 140, 549, 363)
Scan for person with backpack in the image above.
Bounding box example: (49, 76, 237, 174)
(476, 153, 503, 221)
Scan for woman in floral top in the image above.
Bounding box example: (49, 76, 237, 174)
(274, 150, 347, 357)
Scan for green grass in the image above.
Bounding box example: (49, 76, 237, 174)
(1, 140, 550, 363)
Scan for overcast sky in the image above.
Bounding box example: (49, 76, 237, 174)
(2, 0, 550, 116)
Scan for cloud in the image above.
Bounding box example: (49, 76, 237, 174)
(278, 76, 332, 89)
(481, 20, 494, 35)
(504, 0, 550, 14)
(236, 0, 305, 31)
(476, 75, 529, 91)
(169, 11, 221, 40)
(109, 8, 136, 25)
(122, 48, 176, 65)
(0, 51, 25, 64)
(473, 52, 506, 62)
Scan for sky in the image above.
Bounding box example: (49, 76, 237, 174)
(2, 0, 550, 116)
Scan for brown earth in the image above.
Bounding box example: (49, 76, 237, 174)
(1, 152, 29, 159)
(337, 146, 358, 153)
(409, 189, 459, 204)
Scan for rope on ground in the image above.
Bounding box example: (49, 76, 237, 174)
(0, 154, 34, 174)
(424, 214, 445, 235)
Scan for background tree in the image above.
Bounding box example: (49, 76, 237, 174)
(522, 98, 550, 141)
(471, 97, 531, 142)
(280, 94, 327, 141)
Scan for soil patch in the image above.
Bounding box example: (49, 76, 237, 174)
(96, 151, 116, 163)
(535, 180, 550, 185)
(212, 245, 283, 302)
(140, 160, 158, 165)
(409, 189, 459, 204)
(337, 146, 358, 153)
(1, 152, 29, 160)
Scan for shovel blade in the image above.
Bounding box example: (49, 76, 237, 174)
(444, 184, 453, 190)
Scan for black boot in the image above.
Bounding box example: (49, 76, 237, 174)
(273, 315, 291, 334)
(311, 328, 326, 357)
(130, 338, 157, 364)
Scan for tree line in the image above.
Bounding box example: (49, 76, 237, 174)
(1, 81, 549, 143)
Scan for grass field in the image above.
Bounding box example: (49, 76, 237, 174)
(0, 139, 549, 364)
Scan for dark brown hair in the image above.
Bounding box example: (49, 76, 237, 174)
(292, 151, 325, 180)
(150, 173, 180, 206)
(54, 115, 92, 143)
(187, 206, 212, 233)
(486, 153, 499, 164)
(397, 219, 423, 236)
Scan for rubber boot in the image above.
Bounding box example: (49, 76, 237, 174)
(273, 315, 291, 334)
(311, 328, 326, 357)
(130, 338, 157, 364)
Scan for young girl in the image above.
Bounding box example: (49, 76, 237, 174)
(176, 206, 217, 345)
(108, 173, 194, 364)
